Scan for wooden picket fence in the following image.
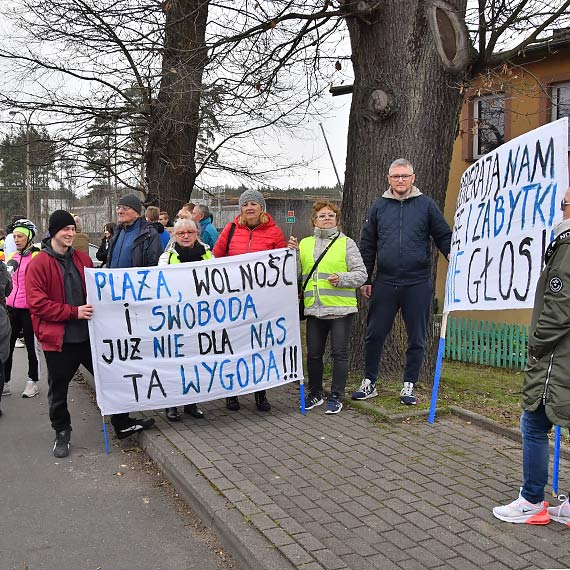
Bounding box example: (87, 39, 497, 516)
(444, 316, 528, 370)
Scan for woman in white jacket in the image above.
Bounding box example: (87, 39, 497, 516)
(289, 201, 366, 414)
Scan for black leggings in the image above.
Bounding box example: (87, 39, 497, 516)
(4, 307, 39, 384)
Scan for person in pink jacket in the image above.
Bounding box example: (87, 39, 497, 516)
(213, 189, 287, 412)
(3, 219, 41, 399)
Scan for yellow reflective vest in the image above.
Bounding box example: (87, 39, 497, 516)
(166, 250, 212, 264)
(299, 236, 357, 309)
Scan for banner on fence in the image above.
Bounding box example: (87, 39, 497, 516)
(85, 248, 303, 415)
(444, 117, 569, 312)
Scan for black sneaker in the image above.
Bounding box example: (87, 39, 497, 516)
(53, 429, 71, 458)
(115, 417, 155, 440)
(325, 394, 343, 414)
(303, 392, 324, 410)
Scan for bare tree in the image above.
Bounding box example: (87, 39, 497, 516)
(0, 0, 349, 214)
(1, 0, 569, 378)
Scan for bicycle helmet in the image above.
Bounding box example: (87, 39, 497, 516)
(8, 218, 37, 239)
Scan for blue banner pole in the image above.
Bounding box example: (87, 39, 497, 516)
(428, 312, 448, 425)
(552, 425, 561, 495)
(102, 417, 110, 454)
(299, 380, 306, 415)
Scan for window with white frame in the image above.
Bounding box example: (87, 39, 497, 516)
(551, 82, 570, 146)
(472, 94, 505, 159)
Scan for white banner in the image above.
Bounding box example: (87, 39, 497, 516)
(444, 118, 569, 312)
(85, 248, 303, 415)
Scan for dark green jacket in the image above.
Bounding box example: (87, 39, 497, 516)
(523, 229, 570, 426)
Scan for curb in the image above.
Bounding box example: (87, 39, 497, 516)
(139, 429, 297, 570)
(449, 405, 570, 461)
(348, 398, 570, 460)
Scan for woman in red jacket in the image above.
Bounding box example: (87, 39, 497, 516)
(213, 189, 286, 412)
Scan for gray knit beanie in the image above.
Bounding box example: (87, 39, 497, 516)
(238, 189, 266, 211)
(117, 193, 143, 215)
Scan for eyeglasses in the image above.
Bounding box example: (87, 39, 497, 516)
(389, 174, 413, 180)
(116, 205, 133, 212)
(316, 213, 337, 220)
(561, 199, 570, 212)
(175, 230, 197, 237)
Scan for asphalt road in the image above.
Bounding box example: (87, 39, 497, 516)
(0, 347, 237, 570)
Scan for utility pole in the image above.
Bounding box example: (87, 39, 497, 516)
(319, 123, 343, 198)
(9, 110, 34, 219)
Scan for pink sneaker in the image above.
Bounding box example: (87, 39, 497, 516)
(547, 495, 570, 527)
(493, 490, 550, 525)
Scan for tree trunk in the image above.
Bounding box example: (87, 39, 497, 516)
(145, 0, 209, 216)
(342, 0, 468, 384)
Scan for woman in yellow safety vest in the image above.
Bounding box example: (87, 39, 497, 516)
(289, 201, 367, 414)
(158, 218, 212, 422)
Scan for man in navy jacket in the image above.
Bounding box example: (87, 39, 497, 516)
(352, 159, 451, 405)
(107, 193, 162, 438)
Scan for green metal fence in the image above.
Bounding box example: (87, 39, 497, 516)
(444, 316, 528, 370)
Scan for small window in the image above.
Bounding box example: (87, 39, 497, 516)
(472, 94, 505, 158)
(551, 82, 570, 146)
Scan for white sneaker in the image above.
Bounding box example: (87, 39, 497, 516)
(400, 382, 417, 405)
(351, 378, 378, 400)
(2, 384, 11, 396)
(492, 490, 550, 524)
(547, 494, 570, 527)
(22, 380, 39, 398)
(14, 338, 25, 348)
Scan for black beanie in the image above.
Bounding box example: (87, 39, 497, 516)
(118, 193, 143, 215)
(48, 210, 76, 237)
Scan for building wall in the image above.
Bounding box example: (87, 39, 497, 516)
(435, 46, 570, 325)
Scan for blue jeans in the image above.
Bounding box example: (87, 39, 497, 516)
(520, 404, 553, 504)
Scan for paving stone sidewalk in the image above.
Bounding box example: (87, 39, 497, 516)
(138, 383, 570, 570)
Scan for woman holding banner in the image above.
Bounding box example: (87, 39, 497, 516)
(289, 202, 366, 414)
(158, 218, 211, 422)
(213, 189, 287, 412)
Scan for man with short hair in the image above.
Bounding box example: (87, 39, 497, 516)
(71, 215, 90, 253)
(176, 203, 195, 221)
(192, 204, 218, 249)
(26, 210, 94, 457)
(492, 187, 570, 527)
(107, 193, 162, 438)
(159, 211, 172, 227)
(352, 158, 451, 406)
(145, 205, 169, 250)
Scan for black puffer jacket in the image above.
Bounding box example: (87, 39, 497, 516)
(360, 187, 451, 286)
(107, 219, 162, 268)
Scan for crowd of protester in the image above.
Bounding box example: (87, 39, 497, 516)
(1, 158, 567, 528)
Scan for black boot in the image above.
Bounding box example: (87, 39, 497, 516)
(226, 396, 240, 411)
(165, 407, 180, 421)
(255, 390, 271, 412)
(184, 404, 204, 418)
(53, 429, 71, 458)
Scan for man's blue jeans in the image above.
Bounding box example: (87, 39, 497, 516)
(521, 404, 553, 504)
